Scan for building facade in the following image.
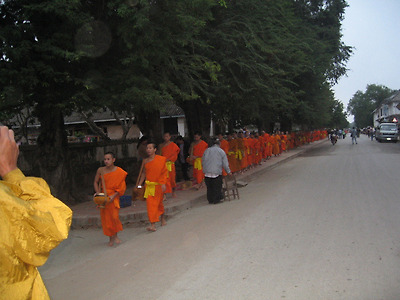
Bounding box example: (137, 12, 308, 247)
(373, 90, 400, 127)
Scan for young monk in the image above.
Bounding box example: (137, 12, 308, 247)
(94, 152, 127, 246)
(138, 142, 168, 232)
(189, 132, 208, 189)
(158, 132, 180, 197)
(227, 133, 238, 173)
(245, 132, 253, 168)
(237, 132, 247, 172)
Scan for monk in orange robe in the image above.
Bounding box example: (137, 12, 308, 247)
(218, 133, 230, 176)
(237, 132, 247, 171)
(253, 133, 262, 165)
(94, 152, 127, 246)
(257, 133, 265, 163)
(246, 133, 253, 168)
(227, 133, 238, 172)
(245, 132, 253, 167)
(189, 132, 208, 188)
(259, 131, 266, 160)
(281, 133, 287, 152)
(159, 132, 180, 197)
(233, 132, 245, 172)
(262, 132, 270, 159)
(138, 142, 168, 232)
(271, 134, 278, 156)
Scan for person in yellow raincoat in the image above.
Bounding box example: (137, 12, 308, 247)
(0, 126, 72, 300)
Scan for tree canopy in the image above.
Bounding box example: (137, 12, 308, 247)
(1, 0, 351, 135)
(0, 0, 351, 200)
(347, 84, 395, 128)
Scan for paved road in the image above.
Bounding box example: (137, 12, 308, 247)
(41, 135, 400, 299)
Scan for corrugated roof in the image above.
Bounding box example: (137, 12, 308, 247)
(383, 90, 400, 104)
(4, 104, 185, 127)
(64, 109, 132, 124)
(159, 104, 185, 119)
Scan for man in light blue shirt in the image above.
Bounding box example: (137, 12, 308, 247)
(351, 127, 358, 145)
(202, 137, 231, 204)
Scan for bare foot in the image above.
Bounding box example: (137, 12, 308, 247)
(146, 227, 157, 232)
(160, 214, 167, 226)
(115, 237, 121, 244)
(108, 237, 114, 247)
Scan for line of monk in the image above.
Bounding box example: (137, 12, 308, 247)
(217, 129, 327, 174)
(94, 129, 327, 244)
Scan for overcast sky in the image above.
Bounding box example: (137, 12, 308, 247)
(332, 0, 400, 121)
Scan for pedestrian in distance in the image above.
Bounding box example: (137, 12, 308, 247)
(202, 137, 232, 204)
(351, 127, 358, 145)
(0, 126, 72, 300)
(137, 142, 168, 232)
(94, 152, 127, 246)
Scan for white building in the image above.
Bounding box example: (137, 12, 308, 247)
(373, 90, 400, 127)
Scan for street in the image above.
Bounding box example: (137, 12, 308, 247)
(40, 135, 400, 300)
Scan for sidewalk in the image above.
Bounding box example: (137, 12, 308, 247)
(71, 139, 327, 229)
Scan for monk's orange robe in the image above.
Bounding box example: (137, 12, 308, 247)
(237, 138, 246, 170)
(258, 137, 264, 162)
(258, 136, 264, 160)
(245, 138, 253, 166)
(247, 137, 255, 166)
(144, 155, 168, 223)
(267, 135, 273, 157)
(228, 139, 238, 172)
(254, 138, 261, 164)
(100, 167, 127, 237)
(271, 135, 278, 155)
(281, 135, 287, 151)
(220, 139, 229, 176)
(262, 134, 270, 158)
(290, 133, 296, 148)
(240, 138, 248, 170)
(161, 142, 180, 193)
(192, 140, 208, 184)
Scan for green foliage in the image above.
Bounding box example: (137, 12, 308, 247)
(329, 99, 349, 128)
(347, 84, 395, 128)
(1, 0, 352, 135)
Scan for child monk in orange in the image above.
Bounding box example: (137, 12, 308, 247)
(227, 133, 238, 172)
(138, 142, 168, 232)
(94, 152, 127, 246)
(189, 132, 208, 189)
(158, 132, 180, 197)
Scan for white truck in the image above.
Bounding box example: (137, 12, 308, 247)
(375, 123, 399, 142)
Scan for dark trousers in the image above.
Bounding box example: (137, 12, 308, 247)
(180, 162, 190, 181)
(205, 176, 223, 204)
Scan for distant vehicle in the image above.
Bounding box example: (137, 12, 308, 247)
(375, 123, 399, 143)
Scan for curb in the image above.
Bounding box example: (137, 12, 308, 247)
(71, 139, 327, 229)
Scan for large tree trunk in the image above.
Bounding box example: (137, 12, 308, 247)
(135, 109, 163, 143)
(35, 105, 78, 203)
(179, 100, 211, 141)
